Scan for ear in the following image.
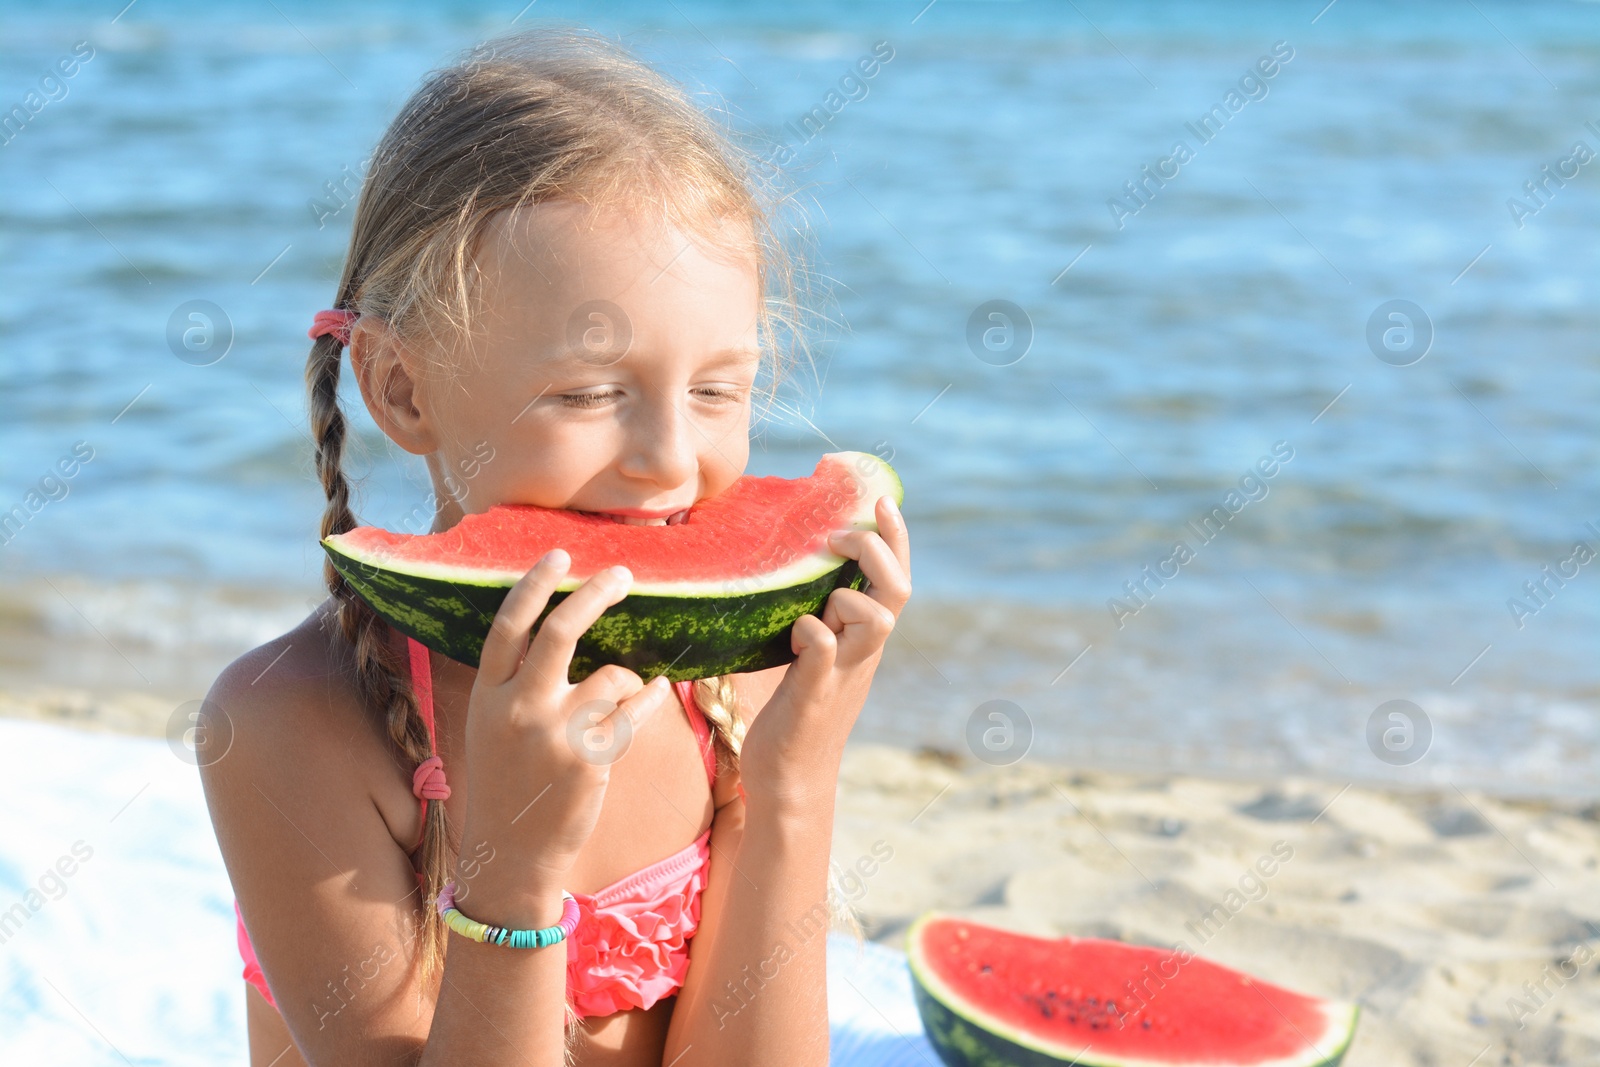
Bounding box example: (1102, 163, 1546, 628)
(348, 317, 438, 456)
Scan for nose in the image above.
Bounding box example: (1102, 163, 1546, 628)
(616, 386, 699, 489)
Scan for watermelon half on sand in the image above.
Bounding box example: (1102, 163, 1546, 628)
(907, 913, 1358, 1067)
(322, 450, 902, 681)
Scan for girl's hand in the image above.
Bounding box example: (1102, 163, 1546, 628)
(458, 549, 676, 909)
(739, 496, 912, 813)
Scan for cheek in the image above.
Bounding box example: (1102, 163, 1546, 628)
(697, 407, 751, 495)
(468, 423, 605, 509)
(698, 448, 747, 499)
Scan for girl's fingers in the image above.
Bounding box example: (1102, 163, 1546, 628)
(827, 529, 911, 616)
(820, 587, 896, 669)
(876, 496, 912, 583)
(601, 675, 673, 733)
(517, 565, 633, 694)
(580, 662, 648, 698)
(568, 674, 672, 767)
(786, 614, 838, 697)
(479, 549, 571, 688)
(571, 663, 649, 716)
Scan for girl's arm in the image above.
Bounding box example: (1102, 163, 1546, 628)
(204, 554, 674, 1066)
(663, 736, 840, 1065)
(201, 640, 474, 1065)
(207, 679, 588, 1067)
(665, 497, 912, 1066)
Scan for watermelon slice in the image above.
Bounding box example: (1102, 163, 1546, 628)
(323, 451, 901, 681)
(907, 913, 1358, 1067)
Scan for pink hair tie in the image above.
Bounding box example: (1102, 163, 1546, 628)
(308, 308, 359, 347)
(413, 755, 451, 802)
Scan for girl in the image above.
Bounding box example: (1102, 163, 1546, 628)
(198, 26, 911, 1067)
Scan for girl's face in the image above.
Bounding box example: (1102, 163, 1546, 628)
(363, 200, 762, 530)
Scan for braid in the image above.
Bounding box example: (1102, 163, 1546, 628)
(307, 333, 356, 560)
(691, 675, 745, 769)
(305, 326, 455, 988)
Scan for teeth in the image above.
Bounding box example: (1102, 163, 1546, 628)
(596, 511, 688, 526)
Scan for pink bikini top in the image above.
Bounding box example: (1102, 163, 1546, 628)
(234, 636, 718, 1020)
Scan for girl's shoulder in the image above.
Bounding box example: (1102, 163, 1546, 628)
(197, 600, 412, 847)
(204, 599, 368, 744)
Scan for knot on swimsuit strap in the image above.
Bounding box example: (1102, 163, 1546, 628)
(413, 755, 451, 802)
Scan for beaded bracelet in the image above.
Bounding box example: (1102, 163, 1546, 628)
(436, 881, 581, 949)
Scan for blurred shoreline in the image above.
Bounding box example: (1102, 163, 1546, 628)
(1, 660, 1595, 811)
(1, 568, 1594, 800)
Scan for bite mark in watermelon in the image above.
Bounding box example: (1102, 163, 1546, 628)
(907, 913, 1358, 1067)
(322, 451, 902, 681)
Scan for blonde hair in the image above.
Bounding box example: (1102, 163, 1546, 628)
(305, 25, 831, 1019)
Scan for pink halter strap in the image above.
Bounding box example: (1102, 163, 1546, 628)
(408, 638, 451, 804)
(308, 308, 359, 347)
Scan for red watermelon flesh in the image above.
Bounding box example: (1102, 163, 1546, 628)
(330, 450, 897, 592)
(908, 913, 1358, 1067)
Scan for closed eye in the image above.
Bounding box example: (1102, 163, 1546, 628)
(558, 387, 746, 408)
(559, 390, 621, 408)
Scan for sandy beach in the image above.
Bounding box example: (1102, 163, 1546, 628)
(833, 743, 1600, 1066)
(4, 687, 1596, 1066)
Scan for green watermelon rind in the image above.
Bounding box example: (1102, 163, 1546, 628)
(905, 912, 1360, 1067)
(323, 451, 902, 681)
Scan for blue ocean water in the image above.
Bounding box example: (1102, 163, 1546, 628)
(0, 0, 1595, 793)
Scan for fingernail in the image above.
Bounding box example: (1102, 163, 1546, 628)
(611, 565, 632, 584)
(542, 548, 568, 567)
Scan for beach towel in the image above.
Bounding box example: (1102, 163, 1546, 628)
(0, 717, 937, 1065)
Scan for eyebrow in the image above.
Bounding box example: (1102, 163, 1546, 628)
(552, 344, 762, 368)
(702, 346, 763, 365)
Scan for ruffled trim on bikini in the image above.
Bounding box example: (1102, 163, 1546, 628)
(564, 829, 712, 1018)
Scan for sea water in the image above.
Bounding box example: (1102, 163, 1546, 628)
(0, 0, 1595, 795)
